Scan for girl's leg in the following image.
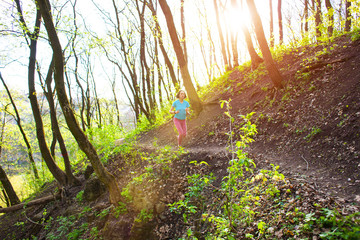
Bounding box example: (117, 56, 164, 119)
(174, 118, 186, 146)
(178, 119, 187, 146)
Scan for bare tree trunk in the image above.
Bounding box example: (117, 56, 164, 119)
(0, 74, 39, 179)
(225, 24, 233, 69)
(153, 35, 165, 107)
(269, 0, 274, 47)
(14, 0, 65, 183)
(148, 0, 179, 91)
(246, 0, 283, 88)
(0, 165, 20, 206)
(158, 0, 203, 115)
(278, 0, 283, 44)
(230, 0, 239, 68)
(99, 0, 152, 123)
(304, 0, 309, 33)
(325, 0, 334, 37)
(37, 0, 122, 204)
(180, 0, 187, 63)
(345, 0, 352, 32)
(236, 0, 263, 70)
(0, 109, 20, 206)
(109, 80, 123, 128)
(43, 59, 80, 186)
(136, 0, 155, 123)
(24, 7, 68, 186)
(85, 77, 91, 130)
(315, 0, 322, 40)
(214, 0, 229, 70)
(90, 65, 102, 128)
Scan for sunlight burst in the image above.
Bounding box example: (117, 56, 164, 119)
(224, 4, 252, 35)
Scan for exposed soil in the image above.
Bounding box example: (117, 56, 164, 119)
(0, 35, 359, 239)
(140, 34, 360, 204)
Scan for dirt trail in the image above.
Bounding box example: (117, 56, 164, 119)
(138, 36, 360, 206)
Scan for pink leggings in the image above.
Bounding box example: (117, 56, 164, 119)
(173, 118, 187, 146)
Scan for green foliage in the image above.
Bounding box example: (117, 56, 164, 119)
(168, 101, 360, 239)
(90, 227, 101, 239)
(86, 124, 125, 163)
(350, 27, 360, 41)
(300, 209, 360, 239)
(304, 126, 322, 142)
(44, 215, 89, 240)
(134, 209, 153, 223)
(243, 64, 267, 87)
(199, 70, 233, 100)
(129, 102, 174, 137)
(96, 208, 111, 219)
(113, 202, 128, 217)
(169, 170, 215, 224)
(75, 190, 84, 203)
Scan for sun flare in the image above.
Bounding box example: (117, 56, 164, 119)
(224, 4, 252, 35)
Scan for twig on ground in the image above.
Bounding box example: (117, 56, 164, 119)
(301, 155, 309, 171)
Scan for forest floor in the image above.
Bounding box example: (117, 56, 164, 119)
(0, 34, 359, 239)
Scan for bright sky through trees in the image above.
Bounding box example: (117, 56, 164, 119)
(0, 0, 278, 96)
(0, 0, 342, 102)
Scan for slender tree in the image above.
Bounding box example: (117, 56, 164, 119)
(246, 0, 283, 88)
(345, 0, 352, 32)
(158, 0, 203, 114)
(0, 165, 20, 207)
(136, 0, 155, 122)
(238, 0, 263, 70)
(36, 0, 122, 204)
(269, 0, 274, 47)
(325, 0, 334, 37)
(0, 106, 21, 206)
(242, 25, 264, 70)
(13, 0, 68, 186)
(0, 73, 39, 179)
(148, 0, 179, 90)
(42, 59, 80, 186)
(214, 0, 229, 70)
(278, 0, 283, 44)
(315, 0, 322, 40)
(304, 0, 309, 33)
(180, 0, 187, 62)
(230, 0, 239, 67)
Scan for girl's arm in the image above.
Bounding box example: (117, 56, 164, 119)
(186, 107, 190, 115)
(170, 106, 179, 114)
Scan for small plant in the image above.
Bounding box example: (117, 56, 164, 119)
(308, 84, 316, 91)
(135, 209, 153, 223)
(337, 114, 349, 127)
(261, 86, 269, 92)
(257, 221, 267, 235)
(96, 208, 110, 219)
(114, 202, 128, 218)
(304, 126, 322, 142)
(75, 190, 84, 203)
(90, 227, 100, 239)
(351, 27, 360, 41)
(296, 71, 311, 82)
(281, 92, 291, 102)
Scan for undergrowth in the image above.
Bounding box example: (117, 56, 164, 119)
(168, 102, 360, 239)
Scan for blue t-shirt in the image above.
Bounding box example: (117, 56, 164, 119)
(172, 100, 190, 120)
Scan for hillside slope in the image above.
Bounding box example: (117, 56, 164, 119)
(0, 34, 359, 239)
(140, 34, 360, 204)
